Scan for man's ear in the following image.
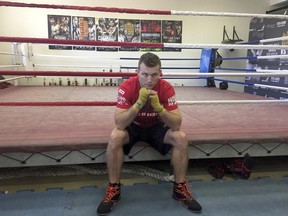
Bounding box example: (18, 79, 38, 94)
(160, 70, 163, 77)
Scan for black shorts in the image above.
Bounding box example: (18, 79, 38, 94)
(123, 122, 172, 156)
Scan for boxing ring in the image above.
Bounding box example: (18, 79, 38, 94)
(1, 3, 288, 216)
(1, 1, 288, 169)
(1, 84, 288, 167)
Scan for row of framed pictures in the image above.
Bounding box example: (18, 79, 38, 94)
(48, 15, 182, 51)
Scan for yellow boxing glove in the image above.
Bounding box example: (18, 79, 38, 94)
(132, 87, 149, 111)
(150, 94, 165, 113)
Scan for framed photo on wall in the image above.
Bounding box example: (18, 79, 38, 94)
(162, 20, 182, 51)
(118, 19, 141, 51)
(96, 18, 119, 52)
(140, 20, 162, 52)
(72, 16, 96, 51)
(47, 15, 72, 50)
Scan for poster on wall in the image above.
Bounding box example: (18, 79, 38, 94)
(72, 16, 96, 51)
(162, 20, 182, 52)
(48, 15, 72, 50)
(140, 20, 162, 52)
(118, 19, 141, 51)
(96, 18, 119, 52)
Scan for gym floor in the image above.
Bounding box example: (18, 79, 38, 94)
(0, 156, 287, 216)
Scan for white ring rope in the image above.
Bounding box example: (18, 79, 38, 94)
(2, 37, 288, 50)
(0, 65, 23, 68)
(33, 64, 120, 69)
(254, 69, 288, 73)
(1, 72, 287, 78)
(163, 72, 288, 77)
(1, 71, 287, 77)
(0, 1, 287, 20)
(0, 52, 24, 56)
(171, 10, 288, 19)
(259, 36, 288, 44)
(33, 54, 120, 60)
(163, 43, 288, 50)
(178, 99, 288, 105)
(0, 76, 31, 83)
(257, 55, 288, 60)
(34, 64, 196, 70)
(254, 84, 288, 91)
(32, 54, 197, 61)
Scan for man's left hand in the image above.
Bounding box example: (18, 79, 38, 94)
(150, 94, 165, 113)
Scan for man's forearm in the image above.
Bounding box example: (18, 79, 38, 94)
(114, 107, 138, 130)
(159, 110, 182, 131)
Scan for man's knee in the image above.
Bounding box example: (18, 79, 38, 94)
(108, 128, 129, 148)
(166, 130, 188, 148)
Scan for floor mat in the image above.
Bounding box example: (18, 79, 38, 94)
(0, 178, 287, 216)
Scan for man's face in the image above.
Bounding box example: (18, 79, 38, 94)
(134, 24, 141, 35)
(88, 20, 94, 27)
(137, 63, 161, 89)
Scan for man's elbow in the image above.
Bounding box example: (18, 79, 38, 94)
(115, 122, 124, 130)
(170, 119, 182, 131)
(115, 120, 128, 131)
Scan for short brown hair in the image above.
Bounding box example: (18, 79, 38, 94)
(138, 52, 161, 69)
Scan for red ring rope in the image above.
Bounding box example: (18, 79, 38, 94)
(0, 101, 117, 106)
(0, 1, 171, 15)
(0, 71, 137, 77)
(0, 36, 164, 48)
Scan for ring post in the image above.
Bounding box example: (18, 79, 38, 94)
(200, 48, 216, 87)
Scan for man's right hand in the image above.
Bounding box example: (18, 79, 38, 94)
(132, 87, 149, 111)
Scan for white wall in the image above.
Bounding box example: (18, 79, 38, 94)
(0, 0, 271, 91)
(270, 0, 288, 6)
